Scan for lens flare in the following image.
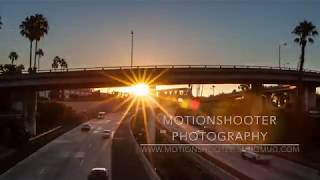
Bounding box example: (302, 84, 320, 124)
(131, 83, 150, 96)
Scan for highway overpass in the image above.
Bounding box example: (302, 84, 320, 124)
(0, 65, 320, 89)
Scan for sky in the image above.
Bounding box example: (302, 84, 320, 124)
(0, 0, 319, 96)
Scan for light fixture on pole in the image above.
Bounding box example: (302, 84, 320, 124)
(278, 42, 287, 68)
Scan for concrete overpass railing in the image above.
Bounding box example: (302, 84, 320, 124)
(31, 64, 307, 73)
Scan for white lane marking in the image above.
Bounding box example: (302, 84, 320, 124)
(74, 152, 85, 158)
(52, 139, 71, 144)
(60, 152, 71, 158)
(80, 159, 84, 166)
(39, 168, 46, 175)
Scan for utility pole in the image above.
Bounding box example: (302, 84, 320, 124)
(278, 42, 287, 68)
(131, 31, 134, 67)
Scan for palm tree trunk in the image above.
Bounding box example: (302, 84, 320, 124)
(34, 40, 38, 71)
(297, 44, 306, 112)
(299, 44, 306, 73)
(38, 57, 40, 70)
(29, 40, 33, 72)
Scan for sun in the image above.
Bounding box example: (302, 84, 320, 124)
(107, 69, 173, 146)
(130, 83, 150, 96)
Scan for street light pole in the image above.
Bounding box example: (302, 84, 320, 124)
(212, 85, 215, 96)
(278, 42, 287, 68)
(131, 31, 134, 67)
(278, 45, 281, 68)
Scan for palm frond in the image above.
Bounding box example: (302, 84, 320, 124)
(308, 38, 314, 43)
(294, 38, 300, 43)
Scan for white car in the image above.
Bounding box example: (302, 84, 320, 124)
(97, 112, 106, 119)
(88, 168, 109, 180)
(101, 130, 112, 139)
(241, 148, 272, 164)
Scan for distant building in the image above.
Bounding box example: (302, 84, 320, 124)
(156, 87, 192, 98)
(38, 88, 95, 100)
(64, 88, 94, 99)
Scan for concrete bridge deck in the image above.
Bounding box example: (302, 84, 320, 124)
(0, 65, 319, 89)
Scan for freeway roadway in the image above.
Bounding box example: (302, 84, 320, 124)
(0, 113, 121, 180)
(112, 116, 151, 180)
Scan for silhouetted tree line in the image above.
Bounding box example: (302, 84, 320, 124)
(0, 14, 68, 74)
(52, 56, 68, 71)
(37, 102, 82, 134)
(0, 51, 24, 74)
(0, 102, 83, 148)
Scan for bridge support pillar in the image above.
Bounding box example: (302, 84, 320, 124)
(301, 85, 316, 112)
(0, 90, 13, 112)
(248, 84, 264, 140)
(251, 83, 263, 94)
(147, 109, 156, 144)
(23, 90, 38, 136)
(250, 83, 263, 112)
(287, 91, 297, 106)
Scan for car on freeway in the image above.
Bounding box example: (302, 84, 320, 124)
(88, 168, 109, 180)
(97, 112, 106, 119)
(101, 130, 112, 138)
(241, 147, 272, 164)
(81, 124, 91, 131)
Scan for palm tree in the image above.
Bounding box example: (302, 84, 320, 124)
(60, 58, 68, 70)
(54, 57, 67, 99)
(16, 64, 25, 73)
(36, 48, 44, 70)
(20, 15, 37, 72)
(33, 14, 49, 70)
(52, 56, 60, 71)
(0, 64, 24, 74)
(292, 20, 318, 72)
(8, 51, 18, 65)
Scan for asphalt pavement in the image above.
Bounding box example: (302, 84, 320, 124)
(111, 117, 151, 180)
(0, 112, 121, 180)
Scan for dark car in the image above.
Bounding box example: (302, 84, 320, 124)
(88, 168, 109, 180)
(81, 124, 91, 131)
(101, 130, 112, 139)
(241, 148, 272, 164)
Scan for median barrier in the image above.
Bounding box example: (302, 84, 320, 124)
(127, 119, 161, 180)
